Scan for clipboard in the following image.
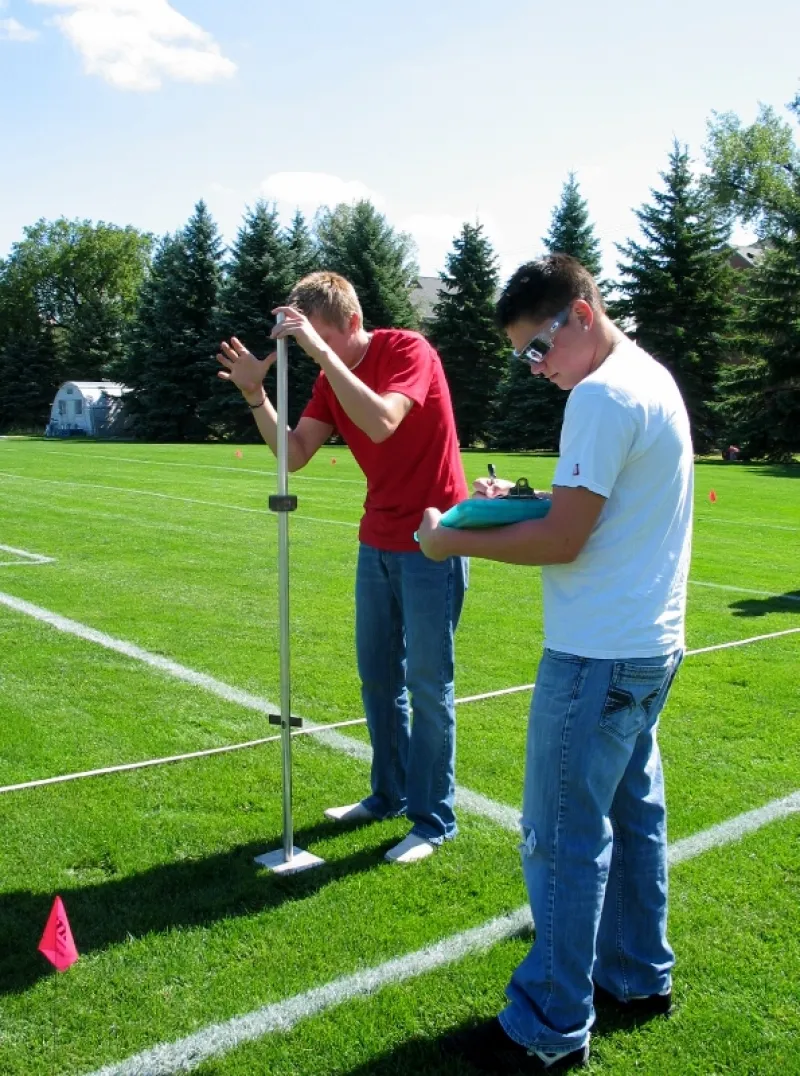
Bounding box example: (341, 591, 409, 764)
(440, 478, 551, 529)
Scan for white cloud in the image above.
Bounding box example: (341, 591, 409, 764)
(30, 0, 236, 91)
(0, 16, 39, 40)
(399, 213, 463, 276)
(208, 181, 239, 197)
(402, 213, 463, 243)
(400, 212, 509, 277)
(260, 172, 385, 212)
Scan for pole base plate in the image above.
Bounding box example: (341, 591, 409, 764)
(254, 847, 325, 874)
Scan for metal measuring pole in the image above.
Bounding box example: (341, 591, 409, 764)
(254, 313, 324, 875)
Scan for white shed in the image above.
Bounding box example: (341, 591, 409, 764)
(46, 381, 131, 438)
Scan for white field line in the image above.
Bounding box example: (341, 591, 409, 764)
(86, 908, 535, 1076)
(667, 789, 800, 864)
(0, 472, 359, 529)
(691, 581, 800, 602)
(309, 720, 519, 832)
(49, 450, 368, 487)
(1, 592, 797, 802)
(0, 590, 280, 717)
(0, 493, 359, 554)
(4, 469, 796, 574)
(1, 488, 354, 553)
(0, 591, 520, 831)
(687, 627, 800, 656)
(22, 447, 800, 521)
(694, 513, 800, 534)
(0, 690, 511, 813)
(456, 684, 535, 705)
(0, 543, 55, 567)
(1, 501, 251, 545)
(7, 445, 800, 526)
(0, 718, 369, 796)
(84, 789, 800, 1076)
(443, 624, 800, 714)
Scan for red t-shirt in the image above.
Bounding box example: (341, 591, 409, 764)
(301, 329, 468, 552)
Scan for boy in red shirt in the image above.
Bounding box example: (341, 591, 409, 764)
(217, 272, 468, 864)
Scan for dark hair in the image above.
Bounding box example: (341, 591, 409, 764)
(496, 253, 605, 328)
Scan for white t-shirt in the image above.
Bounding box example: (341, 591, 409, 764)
(543, 338, 693, 659)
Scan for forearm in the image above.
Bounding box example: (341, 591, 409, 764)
(244, 389, 309, 471)
(317, 349, 395, 442)
(432, 517, 576, 566)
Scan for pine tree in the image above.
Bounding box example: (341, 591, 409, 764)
(125, 202, 224, 441)
(715, 228, 800, 460)
(285, 210, 320, 282)
(427, 222, 506, 447)
(491, 173, 604, 451)
(283, 209, 323, 424)
(0, 267, 61, 432)
(205, 202, 297, 438)
(615, 142, 738, 452)
(315, 201, 419, 329)
(545, 172, 603, 276)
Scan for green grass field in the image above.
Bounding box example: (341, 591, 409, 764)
(0, 437, 798, 1076)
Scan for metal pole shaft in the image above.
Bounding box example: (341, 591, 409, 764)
(275, 324, 293, 863)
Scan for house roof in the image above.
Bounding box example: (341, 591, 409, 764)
(57, 381, 130, 402)
(410, 276, 445, 321)
(729, 239, 772, 270)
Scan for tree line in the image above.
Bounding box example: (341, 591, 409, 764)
(1, 92, 798, 460)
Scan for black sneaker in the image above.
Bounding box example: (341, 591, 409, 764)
(439, 1017, 589, 1072)
(593, 981, 673, 1019)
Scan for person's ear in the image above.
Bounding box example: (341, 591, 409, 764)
(573, 299, 594, 333)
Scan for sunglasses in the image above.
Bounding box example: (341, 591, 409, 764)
(512, 306, 571, 365)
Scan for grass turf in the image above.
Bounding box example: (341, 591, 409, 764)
(0, 438, 797, 1074)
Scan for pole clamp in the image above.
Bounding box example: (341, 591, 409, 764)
(269, 714, 303, 728)
(269, 495, 298, 512)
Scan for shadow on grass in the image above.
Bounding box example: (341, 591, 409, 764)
(0, 819, 395, 998)
(694, 460, 800, 477)
(339, 1006, 665, 1075)
(754, 464, 800, 478)
(729, 591, 800, 617)
(341, 1031, 473, 1075)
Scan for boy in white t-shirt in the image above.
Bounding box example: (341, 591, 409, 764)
(418, 254, 693, 1073)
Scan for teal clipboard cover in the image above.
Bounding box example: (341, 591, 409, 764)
(440, 497, 551, 529)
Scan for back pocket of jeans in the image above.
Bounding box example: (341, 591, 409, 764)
(599, 661, 668, 743)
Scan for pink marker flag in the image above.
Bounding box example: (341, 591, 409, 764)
(709, 490, 717, 503)
(38, 896, 79, 972)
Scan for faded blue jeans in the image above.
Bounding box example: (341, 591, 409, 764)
(355, 543, 468, 843)
(501, 647, 683, 1055)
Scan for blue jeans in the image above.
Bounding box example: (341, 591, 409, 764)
(355, 543, 468, 843)
(501, 647, 683, 1055)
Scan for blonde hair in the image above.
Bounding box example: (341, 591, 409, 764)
(288, 271, 363, 332)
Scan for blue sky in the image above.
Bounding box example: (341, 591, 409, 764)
(1, 0, 798, 280)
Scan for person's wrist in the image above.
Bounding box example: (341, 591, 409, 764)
(313, 344, 336, 367)
(242, 385, 265, 407)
